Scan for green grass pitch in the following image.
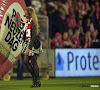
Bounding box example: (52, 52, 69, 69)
(0, 77, 100, 90)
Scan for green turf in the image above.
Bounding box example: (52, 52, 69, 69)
(0, 77, 100, 90)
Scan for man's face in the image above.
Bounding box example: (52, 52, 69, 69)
(87, 32, 91, 37)
(76, 30, 80, 37)
(57, 36, 62, 41)
(63, 32, 68, 40)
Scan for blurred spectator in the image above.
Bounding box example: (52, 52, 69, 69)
(59, 0, 69, 15)
(54, 7, 68, 34)
(39, 33, 47, 48)
(91, 28, 100, 48)
(66, 7, 76, 29)
(46, 2, 58, 38)
(71, 27, 80, 48)
(39, 19, 47, 48)
(40, 0, 46, 9)
(39, 0, 47, 15)
(62, 32, 71, 48)
(50, 32, 63, 48)
(83, 17, 94, 33)
(87, 4, 96, 25)
(95, 19, 100, 38)
(31, 0, 41, 13)
(84, 1, 91, 12)
(77, 0, 86, 16)
(39, 8, 47, 15)
(84, 30, 92, 48)
(95, 1, 100, 20)
(49, 4, 68, 38)
(77, 18, 84, 35)
(67, 28, 73, 40)
(80, 30, 92, 48)
(65, 0, 73, 11)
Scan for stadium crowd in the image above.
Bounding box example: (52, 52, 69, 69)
(25, 0, 100, 48)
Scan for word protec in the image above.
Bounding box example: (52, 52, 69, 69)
(67, 52, 99, 71)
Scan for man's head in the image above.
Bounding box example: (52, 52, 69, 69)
(74, 27, 80, 37)
(55, 32, 62, 41)
(63, 32, 68, 40)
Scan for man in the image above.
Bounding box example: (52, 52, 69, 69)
(71, 27, 80, 48)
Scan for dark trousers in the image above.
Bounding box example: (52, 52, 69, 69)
(17, 54, 24, 79)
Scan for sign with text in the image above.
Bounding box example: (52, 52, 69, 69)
(0, 0, 26, 78)
(55, 49, 100, 77)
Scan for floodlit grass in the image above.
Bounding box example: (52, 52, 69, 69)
(0, 77, 100, 90)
